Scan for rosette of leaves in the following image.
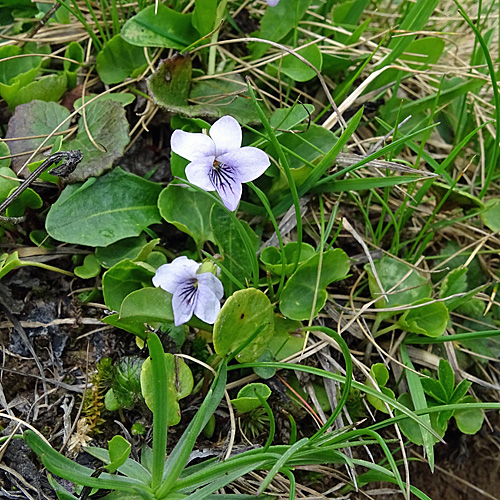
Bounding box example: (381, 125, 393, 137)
(104, 357, 144, 411)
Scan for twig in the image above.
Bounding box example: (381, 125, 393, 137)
(0, 150, 83, 223)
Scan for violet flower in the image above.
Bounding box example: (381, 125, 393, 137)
(153, 256, 224, 326)
(171, 115, 270, 211)
(266, 0, 280, 5)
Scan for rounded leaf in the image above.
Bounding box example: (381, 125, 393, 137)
(213, 288, 274, 363)
(230, 383, 271, 414)
(141, 353, 193, 426)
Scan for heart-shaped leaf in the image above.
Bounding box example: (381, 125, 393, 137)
(46, 167, 162, 246)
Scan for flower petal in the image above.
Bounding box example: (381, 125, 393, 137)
(152, 256, 199, 294)
(186, 157, 217, 192)
(197, 272, 224, 299)
(217, 147, 270, 183)
(193, 285, 221, 324)
(171, 130, 215, 161)
(172, 280, 197, 326)
(267, 0, 280, 6)
(210, 116, 242, 156)
(216, 177, 242, 212)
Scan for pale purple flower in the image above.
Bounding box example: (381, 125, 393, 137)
(153, 256, 224, 326)
(171, 115, 270, 211)
(266, 0, 280, 5)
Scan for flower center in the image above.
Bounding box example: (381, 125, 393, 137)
(178, 278, 198, 306)
(210, 160, 237, 194)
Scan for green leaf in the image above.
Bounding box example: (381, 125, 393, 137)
(266, 124, 338, 202)
(214, 288, 274, 363)
(421, 378, 448, 404)
(23, 430, 147, 491)
(279, 249, 350, 321)
(46, 167, 162, 246)
(260, 242, 315, 276)
(84, 446, 152, 482)
(450, 379, 471, 403)
(365, 363, 396, 413)
(107, 436, 132, 473)
(119, 287, 174, 324)
(375, 0, 440, 70)
(147, 54, 192, 109)
(66, 100, 130, 181)
(192, 0, 217, 36)
(230, 383, 272, 414)
(158, 184, 215, 246)
(211, 204, 258, 295)
(47, 474, 79, 500)
(158, 363, 227, 495)
(105, 388, 121, 411)
(121, 5, 199, 49)
(101, 312, 148, 339)
(366, 256, 431, 319)
(277, 43, 322, 82)
(0, 43, 48, 108)
(395, 393, 447, 446)
(251, 0, 311, 59)
(0, 252, 22, 280)
(400, 345, 435, 471)
(64, 41, 84, 89)
(102, 259, 154, 312)
(111, 356, 144, 409)
(438, 266, 468, 310)
(0, 166, 42, 217)
(95, 234, 148, 268)
(268, 316, 304, 361)
(97, 34, 148, 84)
(141, 353, 193, 425)
(0, 141, 10, 168)
(332, 0, 369, 25)
(481, 198, 500, 232)
(269, 104, 315, 131)
(397, 300, 449, 338)
(188, 76, 261, 124)
(437, 359, 455, 400)
(5, 101, 70, 170)
(73, 93, 136, 109)
(148, 55, 260, 124)
(5, 184, 42, 217)
(74, 254, 101, 279)
(402, 37, 445, 68)
(453, 395, 484, 434)
(7, 73, 67, 110)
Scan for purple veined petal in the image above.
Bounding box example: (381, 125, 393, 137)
(209, 116, 242, 156)
(217, 147, 270, 183)
(266, 0, 280, 6)
(171, 130, 216, 162)
(152, 256, 199, 293)
(185, 157, 217, 192)
(172, 279, 198, 326)
(197, 272, 224, 300)
(193, 284, 221, 324)
(208, 165, 243, 211)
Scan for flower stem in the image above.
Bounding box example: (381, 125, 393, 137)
(246, 80, 303, 274)
(19, 261, 74, 277)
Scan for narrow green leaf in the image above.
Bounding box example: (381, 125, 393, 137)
(400, 345, 435, 471)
